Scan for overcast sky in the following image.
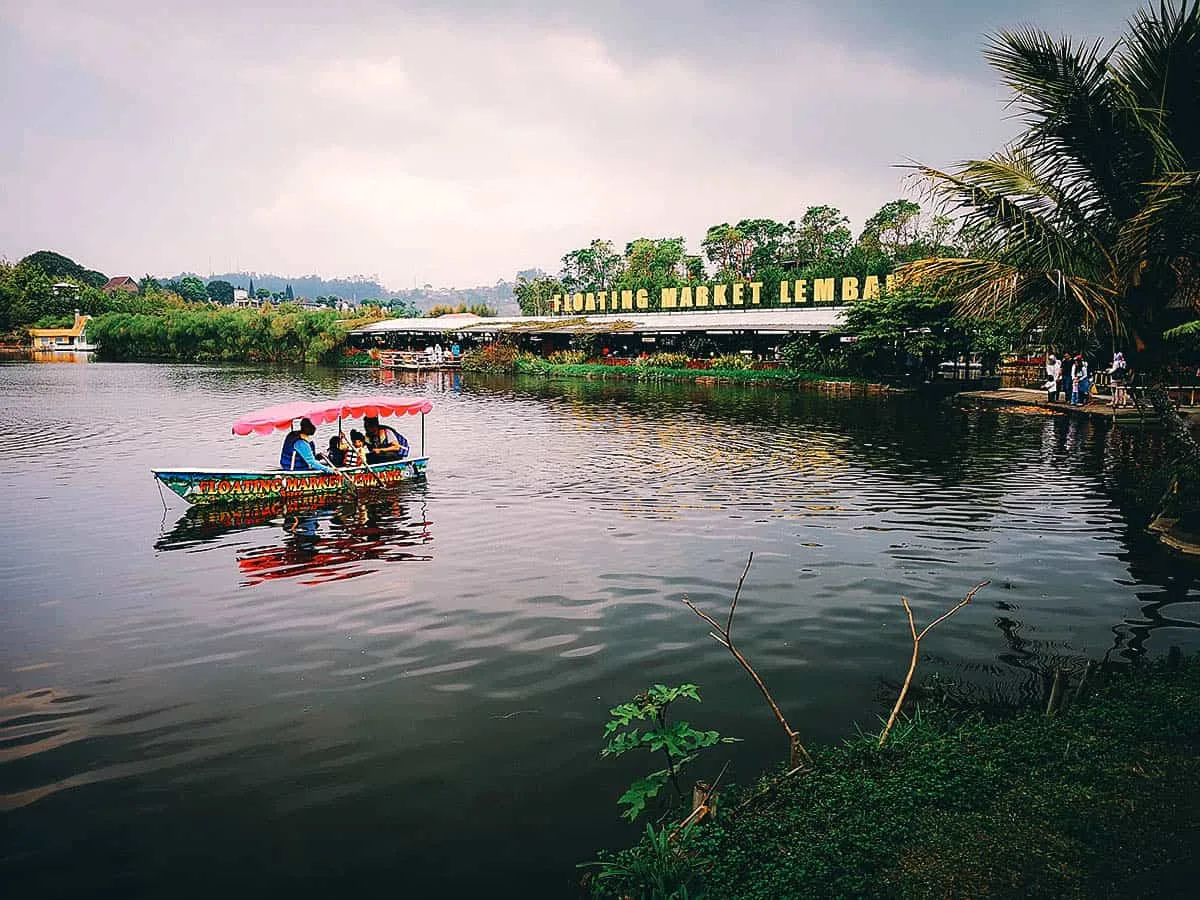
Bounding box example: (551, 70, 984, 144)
(2, 0, 1138, 289)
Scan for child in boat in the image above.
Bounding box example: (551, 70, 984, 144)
(347, 430, 370, 468)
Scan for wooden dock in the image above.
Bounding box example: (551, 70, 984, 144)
(955, 387, 1199, 426)
(378, 350, 461, 371)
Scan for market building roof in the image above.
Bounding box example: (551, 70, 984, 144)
(352, 307, 847, 336)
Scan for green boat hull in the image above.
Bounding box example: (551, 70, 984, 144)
(153, 457, 428, 506)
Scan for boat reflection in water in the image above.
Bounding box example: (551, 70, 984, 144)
(155, 492, 433, 585)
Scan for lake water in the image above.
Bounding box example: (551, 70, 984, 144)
(2, 360, 1199, 896)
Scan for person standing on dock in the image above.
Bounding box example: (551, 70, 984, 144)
(1109, 352, 1128, 408)
(1045, 354, 1061, 402)
(1057, 353, 1073, 402)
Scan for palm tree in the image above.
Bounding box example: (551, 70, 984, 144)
(902, 1, 1199, 369)
(902, 2, 1200, 535)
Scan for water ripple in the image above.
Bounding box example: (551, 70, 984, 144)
(3, 363, 1200, 895)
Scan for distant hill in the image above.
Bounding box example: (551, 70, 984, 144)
(174, 272, 389, 303)
(390, 282, 518, 316)
(171, 272, 519, 315)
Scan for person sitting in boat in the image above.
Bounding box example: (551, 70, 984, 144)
(279, 417, 335, 473)
(363, 415, 409, 463)
(323, 434, 350, 468)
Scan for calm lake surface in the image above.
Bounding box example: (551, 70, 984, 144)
(3, 359, 1199, 896)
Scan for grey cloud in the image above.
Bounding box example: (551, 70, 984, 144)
(1, 0, 1144, 286)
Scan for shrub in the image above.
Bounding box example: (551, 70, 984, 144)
(780, 337, 852, 375)
(710, 353, 754, 371)
(549, 349, 588, 365)
(461, 341, 520, 373)
(639, 352, 692, 370)
(336, 349, 377, 367)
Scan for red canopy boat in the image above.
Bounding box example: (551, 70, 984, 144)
(154, 395, 432, 506)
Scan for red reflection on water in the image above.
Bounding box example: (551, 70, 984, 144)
(156, 494, 433, 585)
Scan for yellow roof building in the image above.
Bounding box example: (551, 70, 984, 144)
(28, 312, 95, 351)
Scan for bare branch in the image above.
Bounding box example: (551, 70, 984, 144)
(681, 596, 724, 634)
(879, 582, 989, 748)
(727, 551, 753, 638)
(902, 597, 918, 642)
(917, 582, 988, 641)
(682, 553, 812, 767)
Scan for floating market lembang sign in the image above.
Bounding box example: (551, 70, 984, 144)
(549, 275, 897, 315)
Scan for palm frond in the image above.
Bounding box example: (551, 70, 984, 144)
(1112, 1, 1200, 170)
(1117, 169, 1200, 299)
(898, 256, 1118, 330)
(910, 161, 1106, 282)
(955, 152, 1116, 269)
(985, 25, 1154, 222)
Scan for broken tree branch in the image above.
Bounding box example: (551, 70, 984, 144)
(878, 581, 989, 748)
(682, 551, 812, 767)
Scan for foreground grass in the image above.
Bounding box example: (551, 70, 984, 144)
(589, 658, 1200, 898)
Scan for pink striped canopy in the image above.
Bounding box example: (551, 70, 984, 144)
(232, 395, 433, 436)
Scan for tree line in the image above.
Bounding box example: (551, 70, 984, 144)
(512, 200, 958, 315)
(88, 307, 350, 363)
(0, 250, 381, 363)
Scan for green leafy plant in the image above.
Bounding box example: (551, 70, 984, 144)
(602, 683, 735, 822)
(582, 822, 704, 899)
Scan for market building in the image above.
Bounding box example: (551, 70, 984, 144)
(349, 307, 849, 360)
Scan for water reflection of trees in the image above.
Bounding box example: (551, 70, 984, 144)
(481, 376, 1056, 488)
(156, 492, 433, 585)
(477, 376, 1200, 679)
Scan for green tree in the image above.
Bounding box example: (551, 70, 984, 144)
(701, 223, 752, 279)
(255, 287, 271, 300)
(620, 237, 686, 295)
(514, 273, 563, 315)
(285, 284, 294, 301)
(174, 276, 207, 304)
(560, 239, 624, 293)
(842, 286, 1021, 380)
(206, 279, 235, 305)
(858, 199, 923, 260)
(19, 250, 90, 282)
(903, 1, 1200, 374)
(683, 254, 706, 283)
(793, 205, 852, 268)
(703, 219, 795, 279)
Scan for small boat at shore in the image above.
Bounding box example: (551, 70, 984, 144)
(153, 395, 432, 506)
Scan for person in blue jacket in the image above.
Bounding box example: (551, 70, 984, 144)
(280, 417, 334, 472)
